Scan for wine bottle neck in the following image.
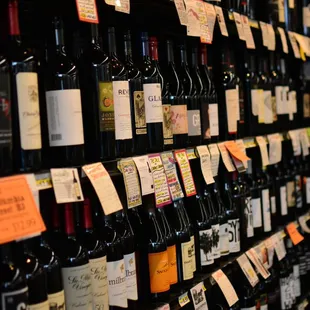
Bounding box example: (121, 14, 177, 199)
(142, 39, 150, 59)
(200, 45, 207, 65)
(54, 23, 65, 52)
(64, 204, 75, 236)
(149, 38, 159, 61)
(167, 41, 174, 64)
(83, 199, 93, 230)
(8, 0, 21, 40)
(52, 204, 61, 231)
(221, 50, 232, 70)
(180, 47, 188, 65)
(91, 24, 100, 46)
(108, 28, 117, 56)
(191, 48, 198, 66)
(124, 36, 133, 60)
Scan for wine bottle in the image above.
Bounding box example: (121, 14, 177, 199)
(108, 27, 133, 158)
(78, 199, 108, 310)
(269, 52, 280, 130)
(60, 204, 92, 310)
(140, 32, 164, 153)
(0, 54, 13, 176)
(260, 167, 272, 235)
(124, 30, 147, 155)
(0, 242, 29, 310)
(8, 0, 42, 172)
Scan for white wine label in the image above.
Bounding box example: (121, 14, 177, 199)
(190, 235, 196, 272)
(287, 181, 295, 207)
(45, 89, 84, 147)
(228, 218, 240, 253)
(225, 89, 239, 134)
(209, 103, 219, 136)
(181, 240, 194, 280)
(1, 287, 28, 310)
(267, 133, 282, 165)
(219, 223, 230, 256)
(143, 83, 163, 123)
(293, 265, 301, 297)
(199, 229, 214, 266)
(190, 282, 209, 310)
(16, 72, 42, 150)
(271, 196, 276, 214)
(171, 105, 188, 134)
(107, 259, 127, 308)
(187, 109, 201, 136)
(112, 81, 133, 140)
(48, 290, 65, 309)
(245, 196, 254, 237)
(212, 224, 221, 259)
(237, 254, 259, 288)
(62, 264, 92, 310)
(252, 198, 262, 228)
(28, 300, 49, 310)
(196, 146, 214, 185)
(280, 186, 288, 215)
(262, 189, 271, 232)
(124, 252, 138, 301)
(89, 256, 108, 310)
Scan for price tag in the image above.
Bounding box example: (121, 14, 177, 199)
(196, 0, 210, 43)
(256, 136, 269, 167)
(161, 152, 184, 201)
(175, 150, 197, 197)
(115, 0, 130, 13)
(272, 232, 286, 261)
(289, 129, 302, 156)
(148, 154, 172, 207)
(208, 144, 220, 176)
(185, 0, 201, 37)
(196, 146, 214, 185)
(214, 6, 229, 37)
(288, 31, 301, 58)
(237, 254, 259, 287)
(178, 292, 191, 307)
(298, 214, 310, 233)
(286, 222, 304, 245)
(75, 0, 99, 23)
(133, 156, 154, 196)
(174, 0, 187, 26)
(254, 243, 269, 269)
(294, 33, 310, 57)
(187, 149, 197, 160)
(246, 248, 270, 279)
(267, 133, 282, 165)
(190, 282, 209, 310)
(264, 237, 275, 268)
(82, 163, 123, 215)
(119, 159, 142, 208)
(35, 172, 52, 190)
(217, 142, 236, 172)
(259, 21, 269, 47)
(204, 3, 216, 43)
(278, 27, 289, 54)
(51, 168, 84, 204)
(266, 24, 276, 51)
(233, 12, 245, 41)
(241, 15, 255, 49)
(105, 0, 115, 5)
(235, 139, 248, 168)
(224, 141, 250, 163)
(0, 175, 46, 245)
(212, 270, 239, 307)
(300, 128, 310, 156)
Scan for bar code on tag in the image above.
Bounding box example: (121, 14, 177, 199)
(51, 134, 62, 141)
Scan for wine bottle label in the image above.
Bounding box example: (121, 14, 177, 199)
(282, 86, 289, 114)
(303, 93, 310, 118)
(112, 81, 133, 140)
(98, 82, 114, 131)
(251, 89, 261, 116)
(252, 198, 262, 228)
(228, 218, 240, 253)
(289, 273, 295, 304)
(187, 109, 201, 136)
(0, 69, 12, 147)
(211, 224, 221, 259)
(275, 86, 284, 115)
(124, 252, 138, 301)
(1, 287, 28, 310)
(167, 245, 178, 284)
(245, 196, 254, 238)
(306, 178, 310, 204)
(16, 72, 42, 150)
(89, 256, 108, 309)
(225, 89, 239, 134)
(133, 91, 147, 135)
(219, 223, 230, 256)
(280, 186, 288, 215)
(190, 235, 196, 272)
(181, 240, 194, 280)
(263, 90, 272, 124)
(28, 301, 49, 310)
(303, 6, 310, 27)
(45, 89, 84, 147)
(293, 265, 301, 297)
(299, 255, 307, 276)
(148, 251, 170, 293)
(48, 290, 65, 309)
(295, 175, 303, 208)
(162, 105, 173, 145)
(171, 104, 188, 134)
(280, 277, 290, 310)
(262, 189, 271, 232)
(62, 263, 93, 310)
(271, 96, 277, 121)
(143, 83, 163, 123)
(286, 181, 295, 207)
(199, 229, 214, 266)
(209, 103, 219, 137)
(107, 258, 127, 308)
(271, 196, 276, 214)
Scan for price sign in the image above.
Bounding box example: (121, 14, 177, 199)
(75, 0, 99, 23)
(0, 175, 46, 245)
(286, 222, 304, 245)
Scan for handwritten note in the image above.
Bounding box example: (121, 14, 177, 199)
(286, 222, 304, 245)
(197, 145, 214, 185)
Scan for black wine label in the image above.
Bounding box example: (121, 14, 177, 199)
(1, 287, 28, 310)
(0, 70, 12, 147)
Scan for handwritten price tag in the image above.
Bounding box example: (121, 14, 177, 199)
(0, 175, 46, 245)
(75, 0, 99, 23)
(286, 222, 304, 245)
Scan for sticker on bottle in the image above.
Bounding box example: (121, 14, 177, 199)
(228, 218, 240, 253)
(178, 292, 190, 307)
(190, 282, 209, 310)
(1, 287, 29, 310)
(75, 0, 99, 23)
(133, 155, 154, 196)
(199, 229, 214, 266)
(237, 254, 259, 287)
(252, 198, 262, 228)
(196, 146, 214, 185)
(143, 83, 163, 124)
(171, 105, 188, 134)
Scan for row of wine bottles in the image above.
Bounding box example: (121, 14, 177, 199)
(1, 0, 309, 175)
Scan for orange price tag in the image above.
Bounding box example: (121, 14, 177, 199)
(286, 222, 304, 245)
(224, 141, 250, 162)
(75, 0, 99, 23)
(0, 175, 46, 245)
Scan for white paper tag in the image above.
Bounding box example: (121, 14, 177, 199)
(289, 129, 302, 156)
(225, 89, 239, 134)
(267, 133, 282, 165)
(246, 248, 270, 279)
(197, 146, 215, 185)
(133, 155, 154, 196)
(204, 3, 217, 43)
(82, 163, 123, 215)
(256, 136, 269, 167)
(208, 144, 220, 176)
(190, 282, 209, 310)
(299, 214, 310, 234)
(233, 12, 245, 41)
(300, 129, 310, 156)
(259, 21, 269, 47)
(218, 142, 236, 172)
(266, 24, 276, 51)
(294, 33, 310, 57)
(272, 232, 286, 261)
(196, 0, 210, 43)
(278, 27, 289, 54)
(185, 0, 201, 37)
(174, 0, 188, 25)
(215, 5, 229, 37)
(264, 90, 273, 124)
(115, 0, 130, 13)
(241, 14, 255, 49)
(237, 254, 259, 287)
(288, 31, 301, 59)
(51, 168, 84, 204)
(235, 139, 248, 169)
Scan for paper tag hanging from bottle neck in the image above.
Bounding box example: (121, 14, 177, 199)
(174, 0, 188, 25)
(178, 292, 191, 308)
(266, 24, 276, 51)
(235, 139, 248, 168)
(214, 5, 229, 37)
(241, 15, 255, 49)
(286, 222, 304, 245)
(196, 145, 214, 185)
(115, 0, 130, 14)
(289, 129, 302, 156)
(256, 136, 270, 167)
(75, 0, 99, 23)
(272, 231, 287, 261)
(148, 154, 172, 207)
(119, 159, 142, 208)
(278, 27, 289, 54)
(217, 142, 236, 172)
(185, 0, 201, 37)
(174, 150, 197, 197)
(259, 21, 269, 47)
(160, 152, 184, 201)
(233, 12, 245, 41)
(133, 156, 154, 196)
(288, 31, 301, 58)
(267, 133, 282, 164)
(208, 144, 220, 177)
(246, 248, 270, 279)
(224, 141, 250, 172)
(236, 254, 259, 287)
(204, 3, 216, 43)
